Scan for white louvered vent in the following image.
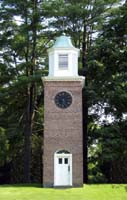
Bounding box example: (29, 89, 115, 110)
(59, 54, 68, 69)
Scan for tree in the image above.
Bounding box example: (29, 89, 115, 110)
(0, 0, 49, 183)
(87, 0, 127, 183)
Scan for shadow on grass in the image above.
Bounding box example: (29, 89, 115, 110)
(111, 185, 121, 189)
(124, 186, 127, 192)
(1, 183, 127, 192)
(111, 184, 127, 192)
(0, 184, 42, 188)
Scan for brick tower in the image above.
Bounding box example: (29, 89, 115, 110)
(42, 35, 85, 187)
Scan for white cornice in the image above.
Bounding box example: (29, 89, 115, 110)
(41, 76, 85, 87)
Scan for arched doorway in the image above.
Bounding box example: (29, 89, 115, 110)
(54, 150, 72, 186)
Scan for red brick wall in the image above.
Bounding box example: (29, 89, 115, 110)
(43, 80, 83, 187)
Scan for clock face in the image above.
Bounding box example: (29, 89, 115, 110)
(54, 91, 72, 109)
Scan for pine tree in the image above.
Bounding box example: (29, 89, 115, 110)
(0, 0, 48, 183)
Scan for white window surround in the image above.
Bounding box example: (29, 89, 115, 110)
(58, 54, 68, 70)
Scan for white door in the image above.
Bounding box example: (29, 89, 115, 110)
(54, 154, 72, 186)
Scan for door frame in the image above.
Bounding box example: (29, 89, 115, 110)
(54, 150, 72, 186)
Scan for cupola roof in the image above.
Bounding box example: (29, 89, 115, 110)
(53, 34, 74, 48)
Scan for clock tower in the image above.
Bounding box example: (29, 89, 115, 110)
(42, 35, 85, 187)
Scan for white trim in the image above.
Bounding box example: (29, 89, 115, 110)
(42, 76, 85, 88)
(42, 76, 85, 81)
(48, 47, 79, 53)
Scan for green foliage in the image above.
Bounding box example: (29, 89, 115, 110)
(88, 120, 127, 183)
(0, 0, 47, 183)
(0, 128, 9, 166)
(31, 134, 42, 183)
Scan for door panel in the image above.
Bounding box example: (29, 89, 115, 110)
(55, 155, 72, 186)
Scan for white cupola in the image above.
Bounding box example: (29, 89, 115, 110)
(48, 34, 79, 77)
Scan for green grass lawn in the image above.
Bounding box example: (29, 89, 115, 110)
(0, 184, 127, 200)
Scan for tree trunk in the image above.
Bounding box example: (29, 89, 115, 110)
(23, 85, 34, 183)
(23, 0, 38, 183)
(82, 23, 88, 183)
